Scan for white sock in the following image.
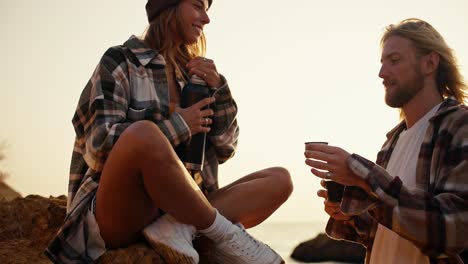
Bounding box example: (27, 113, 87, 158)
(199, 209, 233, 242)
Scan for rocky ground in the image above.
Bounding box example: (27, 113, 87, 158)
(0, 182, 217, 264)
(0, 182, 21, 202)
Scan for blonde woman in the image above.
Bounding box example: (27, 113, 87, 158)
(46, 0, 292, 263)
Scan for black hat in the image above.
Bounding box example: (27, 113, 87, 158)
(146, 0, 213, 23)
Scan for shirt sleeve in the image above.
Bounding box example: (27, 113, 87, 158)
(207, 76, 239, 164)
(326, 211, 378, 249)
(73, 54, 132, 172)
(156, 111, 191, 148)
(342, 117, 468, 258)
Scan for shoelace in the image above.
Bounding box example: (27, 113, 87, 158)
(227, 226, 264, 260)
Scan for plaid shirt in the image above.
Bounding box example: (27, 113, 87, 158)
(45, 36, 239, 263)
(326, 98, 468, 264)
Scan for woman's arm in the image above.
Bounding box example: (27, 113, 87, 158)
(207, 77, 239, 164)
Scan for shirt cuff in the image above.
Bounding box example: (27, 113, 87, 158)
(342, 153, 404, 216)
(347, 154, 381, 200)
(163, 112, 191, 147)
(211, 75, 233, 103)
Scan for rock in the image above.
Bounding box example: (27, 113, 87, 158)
(291, 233, 366, 263)
(0, 193, 218, 263)
(0, 182, 21, 202)
(0, 195, 67, 264)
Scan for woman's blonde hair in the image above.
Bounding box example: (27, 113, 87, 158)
(143, 3, 206, 82)
(381, 18, 467, 103)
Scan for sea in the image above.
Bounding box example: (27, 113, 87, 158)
(247, 221, 356, 264)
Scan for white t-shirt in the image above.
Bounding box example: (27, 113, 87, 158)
(370, 103, 442, 264)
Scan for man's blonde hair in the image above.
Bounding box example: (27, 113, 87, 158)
(381, 18, 467, 103)
(143, 4, 206, 82)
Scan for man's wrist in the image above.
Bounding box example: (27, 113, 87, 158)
(358, 179, 372, 193)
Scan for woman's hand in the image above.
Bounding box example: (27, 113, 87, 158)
(304, 144, 371, 192)
(186, 57, 223, 88)
(175, 97, 215, 135)
(317, 180, 351, 221)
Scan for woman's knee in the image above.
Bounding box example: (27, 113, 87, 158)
(266, 167, 293, 199)
(124, 120, 164, 142)
(120, 120, 171, 156)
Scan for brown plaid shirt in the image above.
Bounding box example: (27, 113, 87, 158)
(326, 98, 468, 263)
(46, 36, 239, 263)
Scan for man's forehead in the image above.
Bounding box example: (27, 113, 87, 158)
(382, 36, 414, 56)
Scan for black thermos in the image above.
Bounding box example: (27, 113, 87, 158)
(177, 75, 212, 172)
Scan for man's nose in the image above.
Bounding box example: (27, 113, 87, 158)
(378, 64, 388, 79)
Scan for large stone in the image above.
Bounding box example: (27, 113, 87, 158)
(0, 182, 21, 202)
(0, 194, 218, 263)
(290, 233, 366, 263)
(0, 195, 67, 263)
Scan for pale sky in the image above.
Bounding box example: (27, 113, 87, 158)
(1, 0, 468, 223)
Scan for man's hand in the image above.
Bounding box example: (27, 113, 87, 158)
(305, 144, 371, 192)
(317, 180, 351, 221)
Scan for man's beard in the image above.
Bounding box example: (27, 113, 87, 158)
(385, 65, 424, 108)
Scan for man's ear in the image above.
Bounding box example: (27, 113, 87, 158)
(422, 51, 440, 75)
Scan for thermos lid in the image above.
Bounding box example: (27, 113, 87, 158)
(190, 74, 208, 86)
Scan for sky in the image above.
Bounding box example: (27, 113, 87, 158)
(1, 0, 468, 223)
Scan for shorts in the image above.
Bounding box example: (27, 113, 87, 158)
(85, 194, 106, 260)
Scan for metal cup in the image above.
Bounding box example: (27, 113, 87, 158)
(304, 141, 329, 146)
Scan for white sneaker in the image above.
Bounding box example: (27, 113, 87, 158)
(215, 223, 284, 264)
(142, 214, 199, 264)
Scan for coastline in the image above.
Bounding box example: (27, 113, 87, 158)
(248, 221, 359, 264)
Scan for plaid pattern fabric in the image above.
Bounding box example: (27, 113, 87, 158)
(45, 36, 239, 263)
(326, 98, 468, 264)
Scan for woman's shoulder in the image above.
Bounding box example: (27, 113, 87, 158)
(100, 36, 154, 69)
(99, 44, 132, 69)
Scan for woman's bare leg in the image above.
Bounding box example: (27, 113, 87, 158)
(95, 120, 215, 248)
(207, 167, 293, 228)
